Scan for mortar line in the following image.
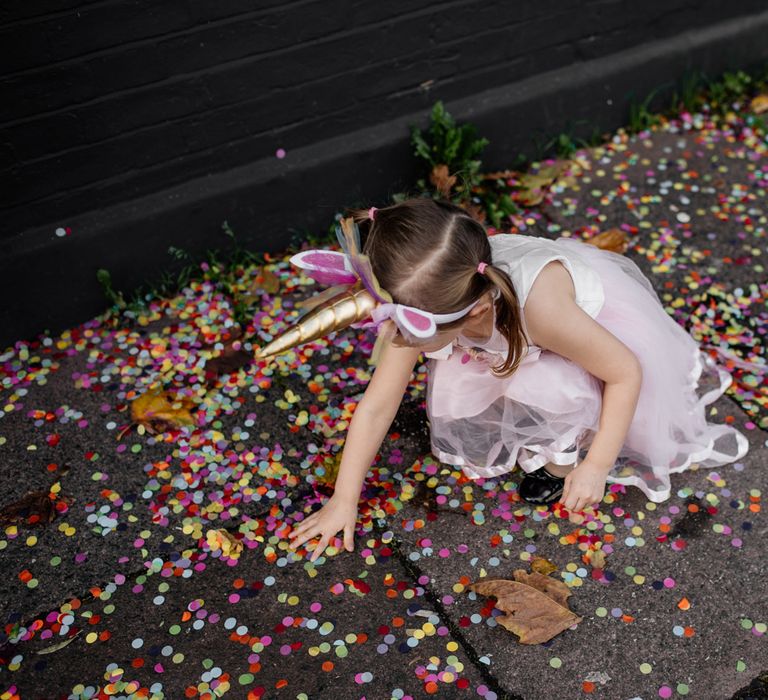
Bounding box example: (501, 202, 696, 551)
(372, 520, 522, 700)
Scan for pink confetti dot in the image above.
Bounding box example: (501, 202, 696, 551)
(663, 577, 675, 588)
(276, 148, 286, 158)
(659, 685, 673, 698)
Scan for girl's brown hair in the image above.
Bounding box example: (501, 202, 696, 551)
(344, 196, 528, 378)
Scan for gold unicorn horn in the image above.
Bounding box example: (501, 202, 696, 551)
(255, 282, 378, 360)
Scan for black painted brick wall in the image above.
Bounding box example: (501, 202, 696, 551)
(1, 0, 765, 238)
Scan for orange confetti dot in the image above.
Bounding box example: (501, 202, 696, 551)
(275, 679, 288, 689)
(684, 626, 695, 637)
(321, 661, 334, 672)
(392, 617, 405, 628)
(583, 681, 596, 693)
(425, 681, 439, 694)
(678, 598, 691, 610)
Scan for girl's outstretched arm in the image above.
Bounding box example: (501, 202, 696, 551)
(288, 323, 421, 561)
(524, 261, 643, 515)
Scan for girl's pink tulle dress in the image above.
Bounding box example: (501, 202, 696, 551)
(425, 234, 750, 503)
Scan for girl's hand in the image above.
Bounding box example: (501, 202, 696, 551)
(560, 460, 608, 519)
(287, 495, 358, 562)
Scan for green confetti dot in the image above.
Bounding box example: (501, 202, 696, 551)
(549, 657, 562, 669)
(677, 683, 689, 695)
(741, 618, 753, 629)
(50, 556, 61, 566)
(131, 443, 142, 453)
(239, 673, 255, 685)
(595, 607, 608, 617)
(639, 663, 652, 674)
(169, 625, 181, 635)
(737, 660, 747, 672)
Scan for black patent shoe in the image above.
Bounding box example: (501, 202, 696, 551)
(519, 467, 565, 505)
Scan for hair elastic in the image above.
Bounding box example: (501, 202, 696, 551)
(368, 207, 378, 220)
(477, 261, 488, 274)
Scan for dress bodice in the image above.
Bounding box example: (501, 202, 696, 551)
(424, 234, 606, 363)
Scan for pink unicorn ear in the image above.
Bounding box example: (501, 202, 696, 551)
(290, 250, 357, 286)
(394, 305, 437, 339)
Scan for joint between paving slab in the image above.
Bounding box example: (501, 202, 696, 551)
(373, 520, 524, 700)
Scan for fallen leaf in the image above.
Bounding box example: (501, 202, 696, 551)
(206, 528, 243, 558)
(512, 162, 570, 207)
(255, 266, 281, 295)
(461, 200, 487, 224)
(750, 94, 768, 114)
(36, 631, 81, 654)
(512, 569, 572, 608)
(129, 389, 196, 435)
(586, 548, 606, 570)
(583, 228, 630, 254)
(468, 570, 582, 644)
(0, 484, 72, 527)
(204, 333, 252, 383)
(430, 164, 457, 197)
(530, 555, 558, 576)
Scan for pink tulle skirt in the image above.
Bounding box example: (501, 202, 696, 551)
(426, 237, 750, 503)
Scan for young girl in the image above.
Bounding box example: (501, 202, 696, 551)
(287, 197, 750, 561)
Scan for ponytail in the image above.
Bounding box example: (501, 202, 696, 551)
(483, 264, 528, 378)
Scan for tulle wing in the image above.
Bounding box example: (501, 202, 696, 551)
(290, 250, 357, 286)
(336, 217, 392, 303)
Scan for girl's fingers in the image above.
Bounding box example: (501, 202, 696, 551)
(289, 525, 321, 549)
(343, 525, 354, 552)
(310, 536, 330, 562)
(289, 513, 320, 539)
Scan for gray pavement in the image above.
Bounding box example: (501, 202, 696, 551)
(1, 111, 767, 699)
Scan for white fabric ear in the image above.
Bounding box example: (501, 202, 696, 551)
(289, 250, 357, 286)
(393, 305, 437, 339)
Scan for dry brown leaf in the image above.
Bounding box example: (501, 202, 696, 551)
(469, 570, 582, 644)
(750, 94, 768, 114)
(129, 389, 196, 435)
(0, 485, 73, 527)
(429, 164, 457, 197)
(530, 555, 558, 576)
(583, 228, 630, 254)
(512, 569, 572, 608)
(204, 334, 252, 383)
(512, 161, 570, 207)
(317, 452, 341, 486)
(256, 266, 281, 295)
(586, 548, 607, 570)
(461, 200, 487, 225)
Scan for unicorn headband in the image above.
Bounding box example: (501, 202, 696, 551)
(255, 214, 488, 359)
